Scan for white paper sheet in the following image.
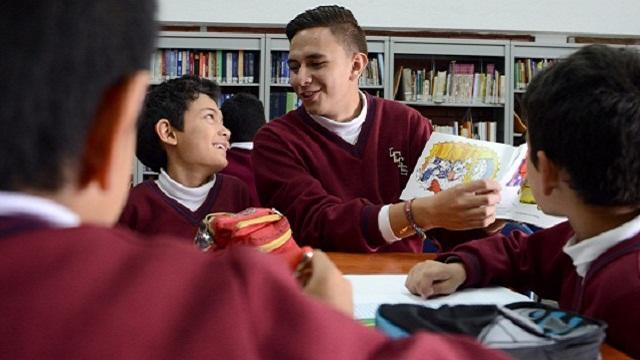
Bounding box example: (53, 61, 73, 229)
(345, 274, 530, 320)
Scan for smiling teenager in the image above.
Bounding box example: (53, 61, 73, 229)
(253, 5, 501, 253)
(118, 76, 255, 240)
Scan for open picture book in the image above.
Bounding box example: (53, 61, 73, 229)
(400, 132, 565, 228)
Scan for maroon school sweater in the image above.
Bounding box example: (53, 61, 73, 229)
(439, 222, 640, 358)
(118, 174, 254, 240)
(219, 147, 260, 206)
(254, 94, 487, 252)
(0, 216, 510, 360)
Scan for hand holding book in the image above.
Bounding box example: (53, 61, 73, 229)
(410, 179, 502, 231)
(401, 133, 565, 229)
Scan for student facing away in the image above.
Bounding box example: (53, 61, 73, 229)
(0, 1, 512, 358)
(219, 92, 266, 205)
(405, 44, 640, 358)
(118, 75, 255, 240)
(253, 5, 502, 253)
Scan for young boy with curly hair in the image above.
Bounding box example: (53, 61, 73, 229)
(118, 76, 254, 239)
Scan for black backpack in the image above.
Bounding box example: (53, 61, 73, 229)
(376, 301, 607, 360)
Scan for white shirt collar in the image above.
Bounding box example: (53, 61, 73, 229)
(230, 142, 253, 150)
(0, 191, 80, 227)
(155, 169, 216, 212)
(307, 92, 368, 145)
(563, 213, 640, 277)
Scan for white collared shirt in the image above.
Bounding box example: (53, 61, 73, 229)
(563, 213, 640, 277)
(155, 169, 216, 212)
(230, 142, 253, 150)
(0, 191, 80, 227)
(307, 91, 368, 146)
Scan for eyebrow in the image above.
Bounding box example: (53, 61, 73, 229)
(288, 53, 327, 65)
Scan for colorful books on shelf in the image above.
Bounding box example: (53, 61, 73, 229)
(150, 49, 257, 84)
(358, 53, 384, 87)
(400, 133, 566, 228)
(271, 51, 290, 84)
(514, 58, 557, 90)
(395, 62, 505, 105)
(269, 92, 301, 119)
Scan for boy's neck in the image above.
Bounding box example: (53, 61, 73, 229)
(165, 163, 215, 188)
(570, 205, 640, 242)
(334, 89, 363, 123)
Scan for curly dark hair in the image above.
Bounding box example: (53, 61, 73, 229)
(136, 75, 221, 172)
(220, 93, 265, 143)
(523, 44, 640, 206)
(0, 0, 156, 191)
(286, 5, 368, 54)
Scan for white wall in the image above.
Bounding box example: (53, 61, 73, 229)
(158, 0, 640, 37)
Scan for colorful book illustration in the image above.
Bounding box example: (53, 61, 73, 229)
(400, 133, 565, 228)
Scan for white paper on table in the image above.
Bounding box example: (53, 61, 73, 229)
(345, 274, 530, 320)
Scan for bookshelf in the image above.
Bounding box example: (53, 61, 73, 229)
(509, 42, 583, 145)
(389, 38, 511, 144)
(264, 35, 390, 120)
(151, 31, 266, 105)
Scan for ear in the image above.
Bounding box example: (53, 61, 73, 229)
(535, 150, 561, 196)
(155, 118, 178, 146)
(349, 52, 369, 81)
(78, 71, 150, 189)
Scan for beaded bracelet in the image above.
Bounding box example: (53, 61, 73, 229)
(404, 198, 427, 240)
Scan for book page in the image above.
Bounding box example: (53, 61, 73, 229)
(345, 274, 530, 320)
(496, 149, 566, 228)
(401, 133, 520, 200)
(401, 133, 566, 228)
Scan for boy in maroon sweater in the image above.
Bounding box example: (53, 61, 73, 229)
(406, 45, 640, 358)
(118, 76, 254, 240)
(219, 93, 266, 205)
(0, 1, 511, 358)
(253, 5, 501, 253)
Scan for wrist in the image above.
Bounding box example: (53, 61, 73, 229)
(411, 197, 435, 230)
(448, 262, 467, 285)
(404, 199, 427, 240)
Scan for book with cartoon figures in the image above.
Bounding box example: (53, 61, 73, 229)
(400, 133, 565, 228)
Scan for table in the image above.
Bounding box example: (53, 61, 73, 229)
(327, 252, 631, 360)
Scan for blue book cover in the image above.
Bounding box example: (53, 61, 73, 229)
(177, 50, 182, 76)
(231, 52, 238, 83)
(282, 52, 289, 84)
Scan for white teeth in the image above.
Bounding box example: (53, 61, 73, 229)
(214, 144, 226, 150)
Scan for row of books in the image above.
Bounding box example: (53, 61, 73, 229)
(270, 52, 385, 88)
(150, 49, 258, 84)
(358, 54, 385, 87)
(269, 92, 302, 119)
(433, 120, 498, 142)
(395, 63, 506, 105)
(271, 52, 290, 84)
(514, 58, 557, 90)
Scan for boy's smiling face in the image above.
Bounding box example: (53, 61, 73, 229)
(288, 27, 361, 121)
(174, 94, 230, 174)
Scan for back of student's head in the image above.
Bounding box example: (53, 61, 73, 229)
(220, 93, 266, 143)
(286, 5, 368, 54)
(523, 44, 640, 206)
(0, 0, 156, 192)
(137, 75, 221, 172)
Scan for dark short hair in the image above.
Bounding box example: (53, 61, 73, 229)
(220, 93, 266, 143)
(137, 75, 221, 172)
(0, 0, 157, 191)
(286, 5, 368, 54)
(523, 44, 640, 206)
